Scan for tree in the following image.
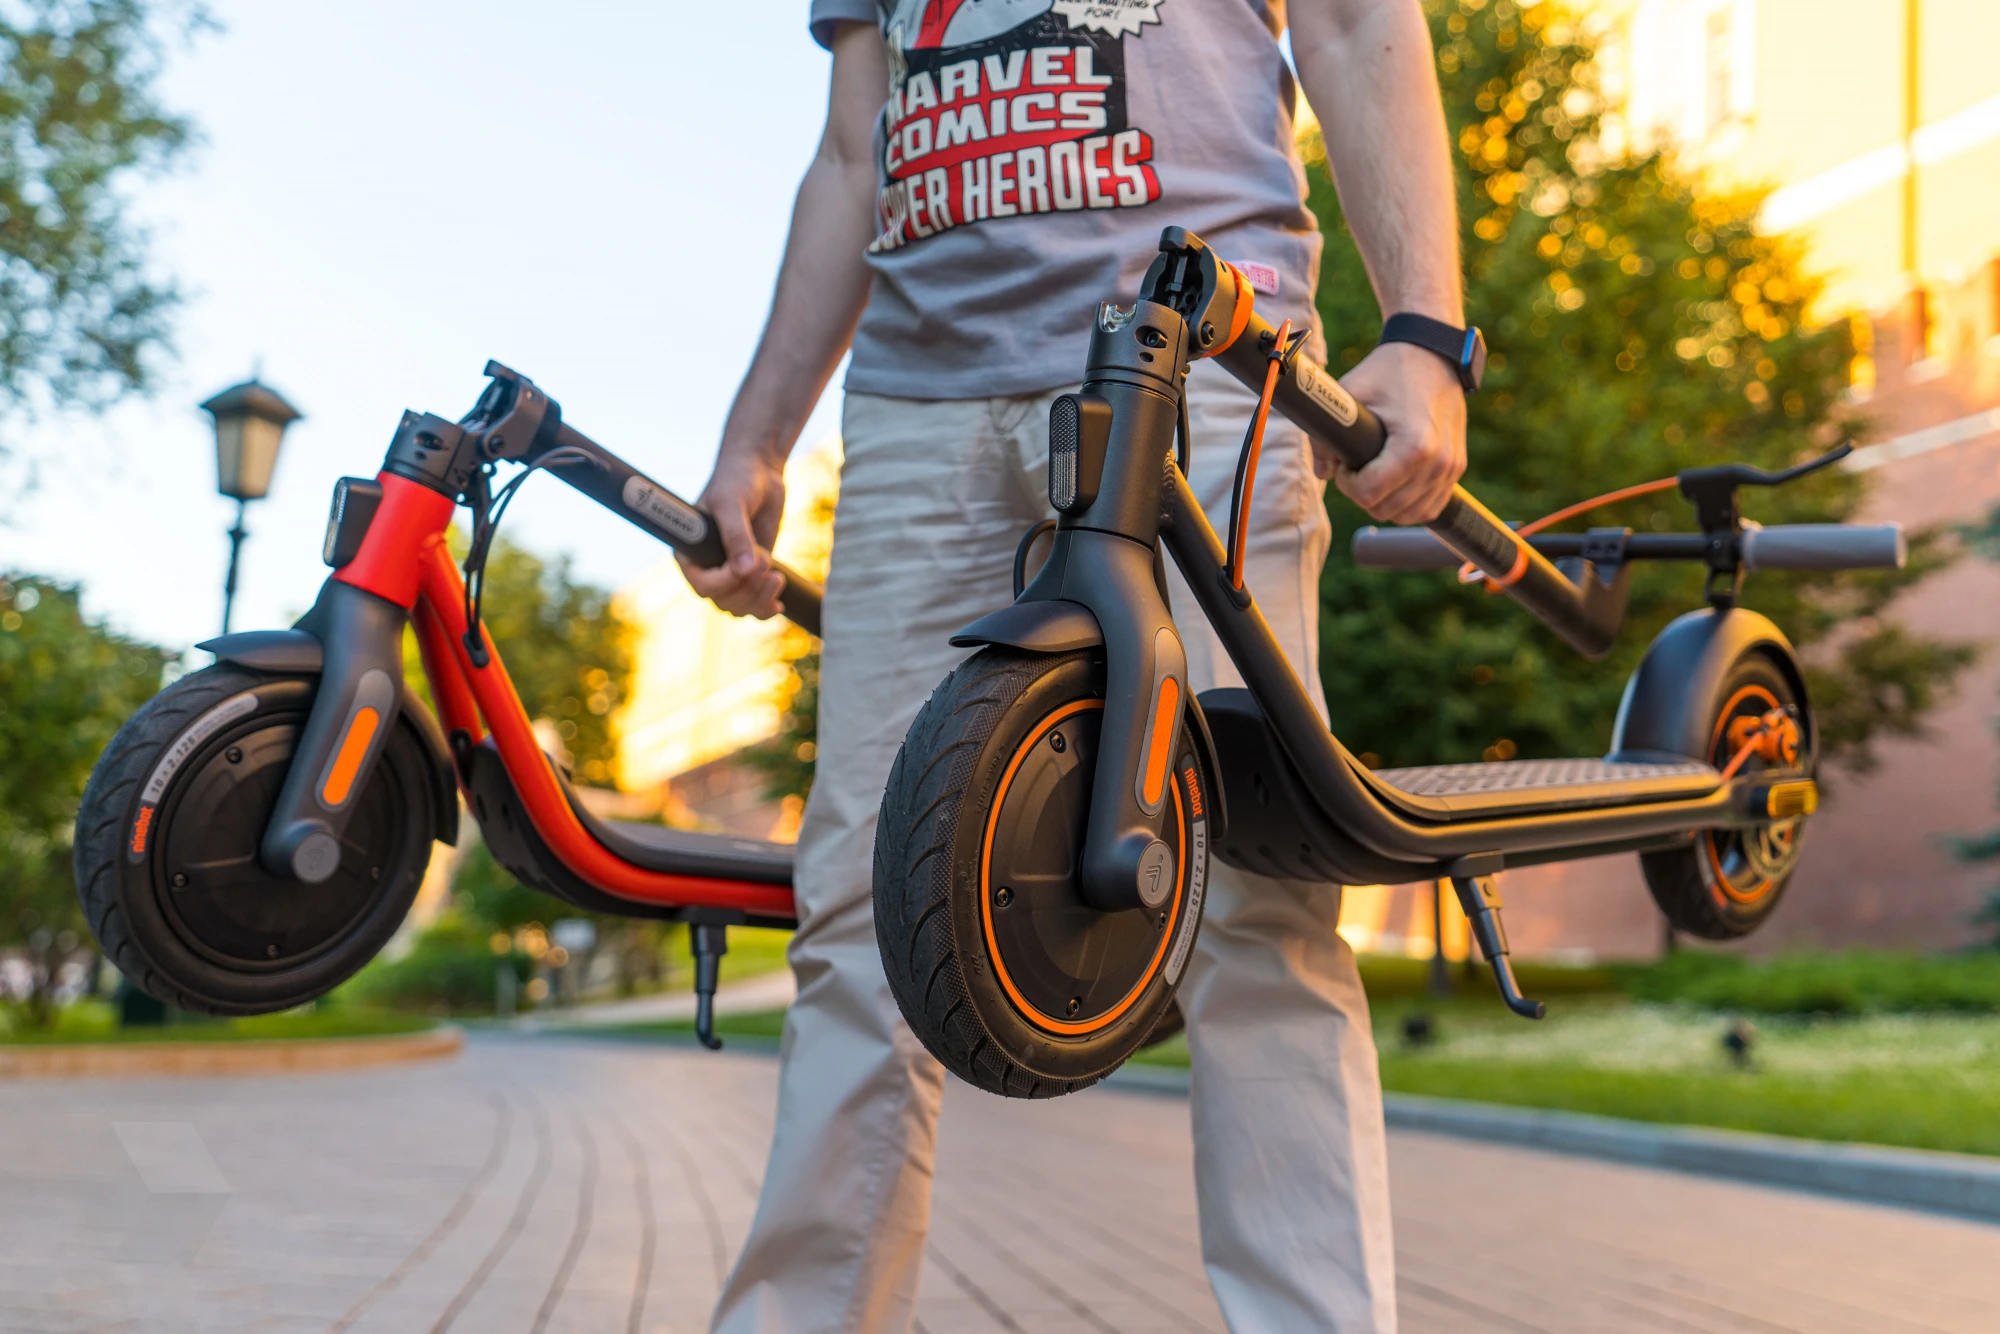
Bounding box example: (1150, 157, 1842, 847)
(0, 573, 169, 1023)
(741, 633, 818, 803)
(0, 1, 205, 426)
(1306, 0, 1972, 770)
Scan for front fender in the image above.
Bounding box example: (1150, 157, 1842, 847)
(1608, 607, 1811, 766)
(948, 598, 1102, 652)
(197, 626, 461, 846)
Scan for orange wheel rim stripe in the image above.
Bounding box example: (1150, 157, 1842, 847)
(979, 699, 1186, 1037)
(321, 707, 381, 806)
(1706, 683, 1781, 907)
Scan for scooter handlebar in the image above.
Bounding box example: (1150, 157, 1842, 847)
(675, 521, 824, 638)
(1351, 522, 1909, 575)
(537, 417, 824, 637)
(1350, 526, 1463, 570)
(1740, 523, 1905, 572)
(1213, 309, 1622, 656)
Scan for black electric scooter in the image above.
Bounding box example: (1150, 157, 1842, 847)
(871, 227, 1904, 1098)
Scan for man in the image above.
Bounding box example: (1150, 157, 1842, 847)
(682, 2, 1469, 1328)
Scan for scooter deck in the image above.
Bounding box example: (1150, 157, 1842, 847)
(570, 801, 794, 886)
(1371, 756, 1719, 818)
(464, 739, 798, 925)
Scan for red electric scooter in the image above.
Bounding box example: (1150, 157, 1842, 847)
(73, 364, 817, 1045)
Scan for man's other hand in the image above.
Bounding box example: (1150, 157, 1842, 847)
(679, 449, 788, 619)
(1319, 341, 1466, 525)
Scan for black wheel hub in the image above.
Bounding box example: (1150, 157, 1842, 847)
(984, 707, 1186, 1031)
(153, 714, 412, 971)
(1704, 681, 1805, 898)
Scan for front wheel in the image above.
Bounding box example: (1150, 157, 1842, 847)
(873, 649, 1211, 1098)
(73, 664, 437, 1015)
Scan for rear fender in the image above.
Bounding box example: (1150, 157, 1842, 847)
(1609, 607, 1811, 767)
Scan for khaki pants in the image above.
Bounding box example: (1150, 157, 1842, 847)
(711, 360, 1397, 1333)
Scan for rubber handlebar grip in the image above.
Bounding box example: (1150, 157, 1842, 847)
(1351, 526, 1460, 569)
(1740, 523, 1906, 572)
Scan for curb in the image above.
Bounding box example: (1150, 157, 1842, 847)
(1105, 1064, 2000, 1225)
(0, 1025, 464, 1079)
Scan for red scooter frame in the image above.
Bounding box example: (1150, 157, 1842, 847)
(356, 474, 797, 922)
(175, 364, 820, 1038)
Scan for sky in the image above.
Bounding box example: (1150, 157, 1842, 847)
(0, 2, 844, 652)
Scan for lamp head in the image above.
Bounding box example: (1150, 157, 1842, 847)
(202, 379, 303, 502)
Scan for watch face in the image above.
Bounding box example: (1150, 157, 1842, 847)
(1463, 328, 1488, 393)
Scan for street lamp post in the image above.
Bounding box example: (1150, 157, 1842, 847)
(201, 379, 302, 635)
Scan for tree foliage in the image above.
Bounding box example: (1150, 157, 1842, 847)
(1306, 0, 1972, 770)
(0, 0, 204, 422)
(741, 634, 818, 803)
(0, 573, 168, 1021)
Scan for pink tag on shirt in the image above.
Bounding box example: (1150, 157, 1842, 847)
(1236, 261, 1280, 296)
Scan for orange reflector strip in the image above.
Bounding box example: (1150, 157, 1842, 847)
(322, 706, 381, 805)
(1142, 678, 1181, 807)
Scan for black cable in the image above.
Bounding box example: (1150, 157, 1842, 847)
(1175, 370, 1191, 477)
(460, 447, 594, 667)
(1013, 520, 1057, 599)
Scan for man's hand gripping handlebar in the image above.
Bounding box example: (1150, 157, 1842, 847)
(1146, 227, 1626, 659)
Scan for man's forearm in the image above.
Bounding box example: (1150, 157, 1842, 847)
(1292, 0, 1462, 324)
(720, 23, 884, 465)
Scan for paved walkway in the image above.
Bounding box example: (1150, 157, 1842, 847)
(1, 1034, 1995, 1332)
(534, 970, 798, 1028)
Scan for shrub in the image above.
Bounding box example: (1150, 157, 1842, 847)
(344, 919, 530, 1016)
(1616, 950, 2000, 1015)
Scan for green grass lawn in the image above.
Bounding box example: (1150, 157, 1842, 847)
(627, 967, 2000, 1158)
(0, 1000, 437, 1045)
(663, 926, 793, 981)
(1368, 994, 2000, 1155)
(1127, 992, 2000, 1157)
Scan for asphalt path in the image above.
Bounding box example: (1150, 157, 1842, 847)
(0, 1033, 1994, 1332)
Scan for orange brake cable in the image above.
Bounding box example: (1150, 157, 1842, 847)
(1225, 318, 1296, 592)
(1456, 475, 1682, 589)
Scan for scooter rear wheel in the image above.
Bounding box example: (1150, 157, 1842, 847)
(1640, 652, 1809, 939)
(73, 664, 436, 1015)
(874, 649, 1210, 1097)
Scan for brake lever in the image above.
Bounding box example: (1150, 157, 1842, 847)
(1676, 442, 1854, 610)
(1679, 440, 1852, 494)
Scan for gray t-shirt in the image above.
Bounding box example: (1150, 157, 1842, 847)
(809, 0, 1323, 400)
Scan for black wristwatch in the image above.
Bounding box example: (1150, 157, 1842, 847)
(1380, 313, 1487, 394)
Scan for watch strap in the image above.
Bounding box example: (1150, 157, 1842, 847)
(1380, 312, 1485, 393)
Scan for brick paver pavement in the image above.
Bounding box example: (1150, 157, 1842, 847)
(0, 1033, 1994, 1332)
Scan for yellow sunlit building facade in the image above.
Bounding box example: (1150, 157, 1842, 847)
(1593, 0, 2000, 337)
(610, 437, 840, 836)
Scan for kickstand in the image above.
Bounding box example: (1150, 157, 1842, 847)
(1449, 876, 1546, 1020)
(691, 922, 729, 1050)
